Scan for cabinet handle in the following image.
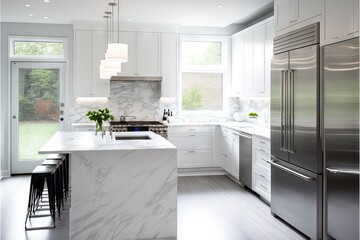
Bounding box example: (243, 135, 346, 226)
(333, 36, 339, 40)
(260, 184, 268, 190)
(260, 174, 266, 178)
(259, 149, 266, 153)
(347, 32, 354, 36)
(189, 134, 196, 137)
(188, 150, 196, 153)
(222, 153, 228, 157)
(289, 20, 297, 24)
(259, 140, 266, 144)
(188, 129, 196, 131)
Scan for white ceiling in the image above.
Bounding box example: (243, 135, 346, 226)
(1, 0, 273, 27)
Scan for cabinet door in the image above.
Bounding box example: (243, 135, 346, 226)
(136, 32, 160, 76)
(74, 30, 92, 97)
(117, 32, 136, 76)
(243, 31, 254, 97)
(253, 26, 266, 97)
(275, 0, 298, 30)
(264, 21, 275, 98)
(323, 0, 355, 43)
(92, 31, 109, 97)
(231, 34, 244, 96)
(298, 0, 321, 21)
(161, 33, 178, 97)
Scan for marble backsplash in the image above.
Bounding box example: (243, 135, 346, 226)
(68, 81, 270, 127)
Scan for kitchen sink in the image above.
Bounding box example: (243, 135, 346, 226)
(115, 135, 151, 140)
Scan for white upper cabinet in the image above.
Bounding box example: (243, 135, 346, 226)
(231, 34, 244, 96)
(275, 0, 298, 30)
(116, 32, 136, 76)
(136, 32, 160, 76)
(74, 30, 108, 98)
(231, 18, 274, 98)
(160, 33, 178, 97)
(243, 31, 254, 97)
(253, 25, 266, 97)
(322, 0, 359, 45)
(275, 0, 321, 32)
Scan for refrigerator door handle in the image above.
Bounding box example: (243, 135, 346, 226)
(326, 168, 360, 175)
(289, 69, 295, 153)
(268, 160, 314, 181)
(280, 70, 287, 152)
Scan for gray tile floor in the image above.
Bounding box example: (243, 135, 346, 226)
(1, 175, 307, 240)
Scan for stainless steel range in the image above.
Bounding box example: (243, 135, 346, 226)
(110, 121, 168, 138)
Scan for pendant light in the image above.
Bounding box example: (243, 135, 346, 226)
(105, 0, 128, 63)
(100, 11, 120, 79)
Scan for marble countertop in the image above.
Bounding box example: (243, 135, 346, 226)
(167, 121, 270, 139)
(39, 131, 176, 154)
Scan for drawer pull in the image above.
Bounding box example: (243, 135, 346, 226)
(189, 135, 196, 137)
(260, 184, 268, 190)
(333, 36, 339, 40)
(259, 140, 266, 144)
(188, 150, 196, 153)
(347, 32, 354, 36)
(259, 149, 266, 153)
(289, 20, 297, 24)
(188, 129, 196, 131)
(259, 174, 266, 178)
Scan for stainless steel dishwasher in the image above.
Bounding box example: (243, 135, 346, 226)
(238, 132, 252, 188)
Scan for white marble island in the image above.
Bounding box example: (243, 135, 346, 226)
(39, 131, 177, 240)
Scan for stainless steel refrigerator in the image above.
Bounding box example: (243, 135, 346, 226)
(324, 37, 359, 240)
(270, 23, 323, 239)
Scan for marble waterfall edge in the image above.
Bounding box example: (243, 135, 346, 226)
(70, 149, 177, 240)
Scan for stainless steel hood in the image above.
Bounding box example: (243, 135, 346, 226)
(110, 76, 162, 82)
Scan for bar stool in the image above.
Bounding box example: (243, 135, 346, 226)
(25, 165, 57, 230)
(46, 154, 69, 200)
(42, 159, 64, 212)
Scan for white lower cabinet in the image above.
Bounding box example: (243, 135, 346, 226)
(220, 127, 240, 179)
(252, 136, 271, 202)
(168, 126, 212, 168)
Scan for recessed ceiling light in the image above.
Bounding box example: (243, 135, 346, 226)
(126, 18, 131, 22)
(217, 5, 223, 8)
(44, 16, 49, 19)
(44, 0, 50, 2)
(29, 13, 34, 17)
(24, 4, 31, 7)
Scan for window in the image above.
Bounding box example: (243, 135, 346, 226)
(9, 37, 67, 60)
(180, 36, 228, 111)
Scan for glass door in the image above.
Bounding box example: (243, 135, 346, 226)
(11, 62, 65, 174)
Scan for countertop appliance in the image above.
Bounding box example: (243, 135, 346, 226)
(110, 121, 168, 138)
(324, 37, 359, 240)
(270, 23, 322, 240)
(239, 132, 252, 188)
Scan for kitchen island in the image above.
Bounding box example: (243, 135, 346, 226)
(39, 131, 177, 240)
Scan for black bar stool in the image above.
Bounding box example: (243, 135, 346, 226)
(46, 154, 69, 200)
(25, 165, 57, 230)
(42, 159, 64, 212)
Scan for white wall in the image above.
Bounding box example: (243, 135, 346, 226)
(0, 22, 73, 176)
(0, 0, 2, 178)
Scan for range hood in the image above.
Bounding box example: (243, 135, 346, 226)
(110, 76, 162, 82)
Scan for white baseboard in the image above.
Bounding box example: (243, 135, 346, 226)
(177, 167, 227, 177)
(1, 170, 11, 178)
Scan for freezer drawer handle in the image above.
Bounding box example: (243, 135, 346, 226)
(326, 168, 360, 175)
(268, 160, 313, 181)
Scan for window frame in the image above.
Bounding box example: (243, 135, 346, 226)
(179, 35, 230, 113)
(9, 36, 68, 61)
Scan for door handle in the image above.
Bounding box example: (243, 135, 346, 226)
(268, 160, 313, 181)
(326, 168, 360, 175)
(12, 115, 16, 119)
(288, 69, 295, 153)
(280, 70, 286, 152)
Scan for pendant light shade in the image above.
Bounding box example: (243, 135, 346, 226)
(99, 59, 121, 79)
(105, 43, 128, 62)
